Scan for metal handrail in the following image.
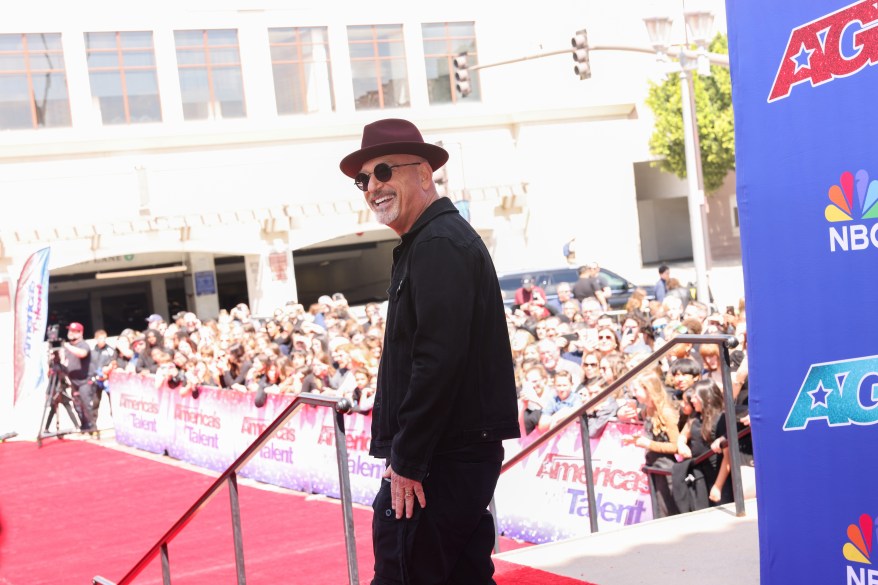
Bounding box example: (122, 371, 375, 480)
(642, 426, 752, 476)
(639, 425, 751, 518)
(93, 393, 357, 585)
(494, 333, 745, 548)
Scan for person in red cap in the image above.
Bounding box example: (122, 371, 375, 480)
(341, 118, 520, 584)
(62, 322, 95, 432)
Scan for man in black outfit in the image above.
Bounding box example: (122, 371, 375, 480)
(340, 118, 520, 584)
(572, 262, 610, 309)
(61, 322, 94, 432)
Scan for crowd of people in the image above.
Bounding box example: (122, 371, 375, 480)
(56, 264, 751, 517)
(509, 263, 751, 516)
(56, 293, 384, 431)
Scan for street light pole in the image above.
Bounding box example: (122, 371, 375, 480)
(644, 10, 716, 304)
(453, 14, 723, 305)
(678, 54, 710, 304)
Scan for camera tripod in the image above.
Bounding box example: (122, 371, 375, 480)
(37, 349, 82, 447)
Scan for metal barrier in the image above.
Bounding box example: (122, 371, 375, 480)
(92, 393, 358, 585)
(493, 333, 747, 550)
(94, 334, 748, 580)
(641, 426, 752, 516)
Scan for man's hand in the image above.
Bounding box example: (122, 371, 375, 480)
(383, 465, 426, 519)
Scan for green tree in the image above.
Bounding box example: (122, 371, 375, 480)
(645, 34, 735, 194)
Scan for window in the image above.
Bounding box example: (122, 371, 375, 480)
(174, 29, 246, 120)
(85, 31, 161, 125)
(347, 24, 409, 110)
(269, 27, 334, 115)
(599, 270, 628, 292)
(422, 22, 480, 103)
(0, 33, 71, 130)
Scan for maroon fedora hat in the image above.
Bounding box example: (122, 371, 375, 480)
(339, 118, 449, 178)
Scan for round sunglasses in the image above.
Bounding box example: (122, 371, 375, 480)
(355, 162, 421, 192)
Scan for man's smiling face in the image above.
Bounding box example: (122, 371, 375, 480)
(360, 156, 429, 235)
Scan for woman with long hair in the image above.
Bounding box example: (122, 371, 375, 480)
(243, 353, 272, 407)
(595, 326, 620, 358)
(217, 342, 252, 390)
(677, 379, 733, 506)
(599, 351, 640, 424)
(623, 288, 648, 320)
(575, 351, 625, 437)
(598, 351, 628, 393)
(348, 368, 376, 414)
(273, 356, 302, 395)
(577, 350, 602, 395)
(623, 372, 680, 517)
(510, 328, 537, 369)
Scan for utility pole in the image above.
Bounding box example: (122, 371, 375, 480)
(453, 30, 729, 304)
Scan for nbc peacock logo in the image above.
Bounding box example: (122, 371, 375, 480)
(825, 170, 878, 252)
(844, 514, 873, 564)
(844, 514, 878, 584)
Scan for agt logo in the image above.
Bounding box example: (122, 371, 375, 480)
(784, 355, 878, 430)
(824, 170, 878, 252)
(768, 0, 878, 103)
(844, 514, 876, 584)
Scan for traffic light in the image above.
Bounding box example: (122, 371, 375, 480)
(453, 52, 472, 98)
(433, 141, 449, 196)
(571, 29, 591, 80)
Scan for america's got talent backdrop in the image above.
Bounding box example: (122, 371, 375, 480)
(109, 371, 656, 542)
(726, 1, 878, 583)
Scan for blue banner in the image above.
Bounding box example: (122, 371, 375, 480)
(726, 1, 878, 583)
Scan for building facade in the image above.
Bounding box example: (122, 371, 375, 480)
(0, 0, 738, 427)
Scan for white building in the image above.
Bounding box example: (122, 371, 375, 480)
(0, 0, 740, 432)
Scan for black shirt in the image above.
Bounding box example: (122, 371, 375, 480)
(64, 340, 91, 384)
(371, 197, 520, 481)
(572, 276, 604, 301)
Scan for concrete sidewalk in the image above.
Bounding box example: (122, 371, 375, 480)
(495, 498, 760, 585)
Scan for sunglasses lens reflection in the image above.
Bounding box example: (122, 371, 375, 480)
(373, 164, 392, 181)
(354, 163, 394, 191)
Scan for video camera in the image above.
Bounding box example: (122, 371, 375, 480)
(46, 324, 63, 366)
(46, 324, 61, 348)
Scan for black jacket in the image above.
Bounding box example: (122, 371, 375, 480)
(671, 458, 709, 513)
(370, 197, 520, 481)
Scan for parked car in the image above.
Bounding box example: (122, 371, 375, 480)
(496, 266, 655, 311)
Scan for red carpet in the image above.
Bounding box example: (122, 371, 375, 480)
(0, 440, 592, 585)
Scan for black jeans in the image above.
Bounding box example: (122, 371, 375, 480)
(71, 381, 96, 430)
(371, 442, 503, 585)
(646, 455, 679, 518)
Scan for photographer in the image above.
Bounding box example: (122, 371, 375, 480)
(88, 329, 116, 421)
(62, 322, 94, 432)
(43, 325, 78, 432)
